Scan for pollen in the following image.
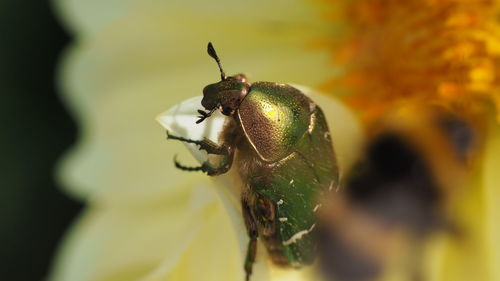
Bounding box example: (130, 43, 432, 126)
(320, 0, 500, 123)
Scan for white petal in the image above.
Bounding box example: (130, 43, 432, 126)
(156, 96, 227, 164)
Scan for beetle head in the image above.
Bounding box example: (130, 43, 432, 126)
(202, 75, 249, 114)
(196, 43, 250, 124)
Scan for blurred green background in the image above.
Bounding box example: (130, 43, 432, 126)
(0, 1, 81, 280)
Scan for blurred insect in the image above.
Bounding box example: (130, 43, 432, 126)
(166, 42, 339, 281)
(316, 104, 480, 281)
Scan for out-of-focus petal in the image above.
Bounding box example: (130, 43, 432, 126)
(483, 122, 500, 281)
(413, 121, 500, 281)
(139, 195, 264, 281)
(53, 0, 329, 36)
(49, 182, 231, 281)
(55, 82, 206, 206)
(52, 0, 138, 35)
(295, 86, 363, 173)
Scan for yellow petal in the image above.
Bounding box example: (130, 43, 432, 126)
(412, 120, 500, 281)
(483, 122, 500, 281)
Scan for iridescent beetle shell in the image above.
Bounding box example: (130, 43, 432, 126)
(166, 43, 339, 281)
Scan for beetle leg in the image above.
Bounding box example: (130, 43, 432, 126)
(242, 199, 258, 281)
(244, 238, 257, 281)
(166, 131, 226, 154)
(173, 154, 233, 176)
(207, 145, 234, 175)
(168, 131, 235, 176)
(173, 156, 212, 173)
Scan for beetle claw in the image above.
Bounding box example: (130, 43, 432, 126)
(196, 109, 210, 124)
(173, 156, 217, 175)
(195, 107, 218, 124)
(196, 116, 206, 124)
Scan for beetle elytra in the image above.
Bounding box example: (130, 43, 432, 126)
(166, 43, 339, 281)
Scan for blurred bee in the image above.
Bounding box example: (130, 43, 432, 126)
(316, 103, 484, 281)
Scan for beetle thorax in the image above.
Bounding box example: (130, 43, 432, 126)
(201, 74, 250, 116)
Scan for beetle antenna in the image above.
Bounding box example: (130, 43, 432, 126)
(207, 42, 226, 81)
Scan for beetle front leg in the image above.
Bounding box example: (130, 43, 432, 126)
(167, 131, 234, 176)
(167, 131, 227, 154)
(173, 150, 233, 176)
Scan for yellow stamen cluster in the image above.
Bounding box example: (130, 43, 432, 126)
(321, 0, 500, 122)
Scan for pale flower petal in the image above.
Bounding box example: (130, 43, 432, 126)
(139, 196, 268, 281)
(291, 85, 364, 173)
(482, 123, 500, 281)
(52, 0, 138, 35)
(49, 181, 220, 281)
(53, 0, 329, 36)
(156, 96, 227, 163)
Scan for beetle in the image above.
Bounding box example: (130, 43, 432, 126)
(166, 42, 339, 281)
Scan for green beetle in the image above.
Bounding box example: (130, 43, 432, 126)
(167, 43, 339, 281)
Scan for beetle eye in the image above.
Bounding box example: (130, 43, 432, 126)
(223, 106, 233, 114)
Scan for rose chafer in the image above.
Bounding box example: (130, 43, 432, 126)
(167, 43, 339, 281)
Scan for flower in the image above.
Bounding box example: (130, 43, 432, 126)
(48, 1, 362, 281)
(49, 0, 500, 280)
